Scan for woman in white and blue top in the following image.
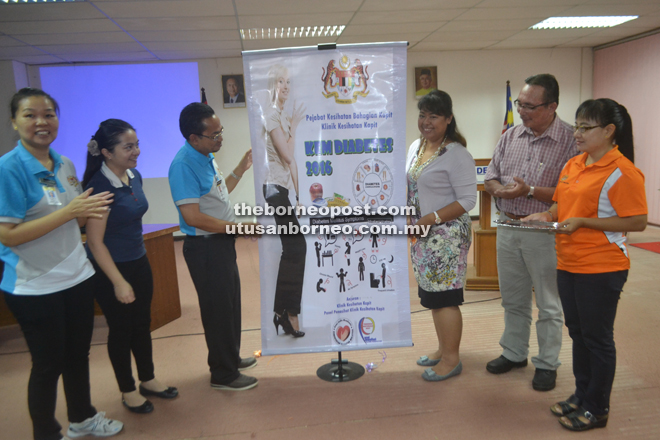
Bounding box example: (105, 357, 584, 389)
(0, 88, 121, 440)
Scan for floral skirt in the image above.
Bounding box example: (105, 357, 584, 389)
(410, 213, 472, 292)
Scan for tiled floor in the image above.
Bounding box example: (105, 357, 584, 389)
(1, 226, 659, 439)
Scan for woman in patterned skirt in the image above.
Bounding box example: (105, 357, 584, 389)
(406, 90, 477, 382)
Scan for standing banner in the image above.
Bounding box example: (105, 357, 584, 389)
(243, 42, 411, 356)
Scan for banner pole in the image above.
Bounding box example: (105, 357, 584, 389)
(316, 351, 365, 382)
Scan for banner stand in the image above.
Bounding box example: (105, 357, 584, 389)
(316, 351, 365, 382)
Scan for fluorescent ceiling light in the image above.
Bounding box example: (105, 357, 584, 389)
(240, 25, 346, 40)
(530, 16, 638, 29)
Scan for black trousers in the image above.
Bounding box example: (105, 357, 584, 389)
(557, 269, 628, 416)
(92, 255, 155, 393)
(183, 234, 241, 385)
(263, 184, 306, 315)
(3, 278, 97, 440)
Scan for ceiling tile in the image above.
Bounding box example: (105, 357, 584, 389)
(489, 36, 578, 48)
(38, 42, 146, 55)
(239, 13, 355, 29)
(509, 28, 598, 40)
(143, 40, 242, 51)
(557, 36, 615, 47)
(615, 14, 660, 28)
(591, 25, 658, 36)
(360, 0, 482, 10)
(97, 0, 235, 19)
(130, 30, 239, 42)
(59, 51, 159, 63)
(19, 32, 134, 46)
(0, 45, 48, 58)
(341, 23, 439, 36)
(0, 19, 119, 35)
(236, 0, 360, 15)
(458, 6, 569, 20)
(115, 16, 237, 31)
(9, 54, 66, 65)
(410, 41, 501, 51)
(153, 49, 242, 60)
(559, 4, 660, 15)
(335, 34, 428, 44)
(0, 2, 105, 22)
(585, 0, 660, 4)
(425, 30, 520, 42)
(438, 18, 541, 31)
(0, 35, 24, 47)
(351, 9, 468, 24)
(477, 0, 586, 6)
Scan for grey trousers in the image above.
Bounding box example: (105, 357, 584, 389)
(496, 214, 563, 370)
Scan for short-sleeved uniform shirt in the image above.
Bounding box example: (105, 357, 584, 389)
(0, 141, 94, 295)
(554, 146, 647, 273)
(168, 141, 235, 236)
(85, 162, 149, 262)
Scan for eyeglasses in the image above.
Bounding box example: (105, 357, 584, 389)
(572, 125, 602, 133)
(196, 128, 224, 141)
(514, 100, 549, 111)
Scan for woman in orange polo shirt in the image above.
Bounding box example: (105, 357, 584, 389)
(526, 98, 647, 432)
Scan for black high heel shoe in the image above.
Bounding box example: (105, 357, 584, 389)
(273, 314, 282, 335)
(277, 311, 305, 338)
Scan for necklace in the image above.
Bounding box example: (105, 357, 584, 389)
(41, 156, 53, 172)
(410, 136, 447, 181)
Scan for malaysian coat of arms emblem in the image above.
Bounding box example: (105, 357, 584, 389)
(321, 55, 369, 104)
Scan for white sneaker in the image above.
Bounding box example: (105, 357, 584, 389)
(67, 412, 123, 438)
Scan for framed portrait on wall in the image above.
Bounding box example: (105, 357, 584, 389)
(222, 74, 246, 108)
(414, 66, 437, 99)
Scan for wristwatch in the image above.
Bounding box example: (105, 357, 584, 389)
(433, 211, 442, 224)
(526, 186, 535, 200)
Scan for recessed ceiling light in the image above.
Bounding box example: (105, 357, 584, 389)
(240, 26, 346, 40)
(530, 16, 638, 29)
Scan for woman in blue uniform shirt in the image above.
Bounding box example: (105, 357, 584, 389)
(0, 88, 121, 440)
(83, 119, 177, 414)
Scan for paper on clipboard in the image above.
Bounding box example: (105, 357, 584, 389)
(495, 219, 568, 233)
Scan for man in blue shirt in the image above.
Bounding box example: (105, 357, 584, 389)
(168, 103, 258, 390)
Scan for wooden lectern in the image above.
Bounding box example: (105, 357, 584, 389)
(466, 159, 499, 291)
(0, 224, 181, 331)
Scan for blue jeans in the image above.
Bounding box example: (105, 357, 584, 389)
(557, 269, 628, 415)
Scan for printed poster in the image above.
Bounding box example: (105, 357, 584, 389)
(243, 42, 412, 355)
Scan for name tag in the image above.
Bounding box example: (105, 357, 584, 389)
(42, 185, 62, 205)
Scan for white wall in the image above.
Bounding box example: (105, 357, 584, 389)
(0, 61, 29, 156)
(405, 48, 593, 161)
(2, 48, 593, 223)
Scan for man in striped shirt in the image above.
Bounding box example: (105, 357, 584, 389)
(484, 74, 579, 391)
